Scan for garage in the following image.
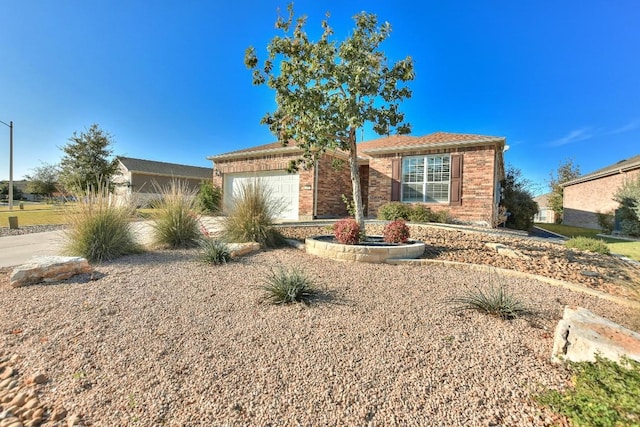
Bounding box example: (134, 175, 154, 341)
(223, 171, 300, 220)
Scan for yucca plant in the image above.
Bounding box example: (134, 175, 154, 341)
(450, 277, 527, 320)
(262, 267, 317, 304)
(64, 183, 142, 262)
(198, 238, 231, 265)
(150, 178, 202, 248)
(221, 179, 285, 248)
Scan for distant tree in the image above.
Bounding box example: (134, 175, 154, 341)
(0, 182, 23, 201)
(501, 165, 538, 230)
(59, 124, 119, 192)
(25, 162, 60, 197)
(245, 4, 414, 229)
(548, 159, 581, 222)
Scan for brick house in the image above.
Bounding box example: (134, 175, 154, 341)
(113, 157, 212, 206)
(562, 154, 640, 229)
(208, 132, 506, 224)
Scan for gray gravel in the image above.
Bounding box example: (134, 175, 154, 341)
(0, 224, 67, 237)
(2, 247, 638, 426)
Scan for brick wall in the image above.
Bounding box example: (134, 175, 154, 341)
(563, 169, 640, 229)
(315, 156, 351, 218)
(367, 146, 499, 223)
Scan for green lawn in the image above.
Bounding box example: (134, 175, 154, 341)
(0, 203, 69, 226)
(535, 223, 640, 261)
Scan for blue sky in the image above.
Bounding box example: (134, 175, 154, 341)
(1, 0, 638, 195)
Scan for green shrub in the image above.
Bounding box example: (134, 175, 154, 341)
(64, 185, 141, 262)
(262, 267, 317, 304)
(220, 179, 285, 248)
(596, 211, 615, 234)
(432, 209, 450, 224)
(151, 179, 202, 248)
(565, 236, 611, 255)
(408, 204, 433, 223)
(450, 280, 527, 320)
(198, 238, 231, 265)
(333, 218, 360, 244)
(537, 355, 640, 427)
(377, 202, 412, 220)
(196, 180, 222, 214)
(382, 219, 410, 243)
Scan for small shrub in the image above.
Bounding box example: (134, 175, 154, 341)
(596, 211, 615, 234)
(432, 209, 451, 224)
(64, 184, 141, 262)
(333, 218, 360, 244)
(565, 236, 611, 255)
(262, 267, 317, 304)
(621, 217, 640, 237)
(221, 179, 285, 248)
(196, 180, 222, 214)
(151, 179, 202, 248)
(383, 219, 410, 243)
(198, 238, 231, 265)
(537, 355, 640, 427)
(408, 204, 433, 223)
(450, 280, 527, 320)
(377, 202, 412, 220)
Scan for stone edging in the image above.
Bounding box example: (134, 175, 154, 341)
(386, 258, 640, 310)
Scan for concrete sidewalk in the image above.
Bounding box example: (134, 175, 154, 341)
(0, 230, 65, 268)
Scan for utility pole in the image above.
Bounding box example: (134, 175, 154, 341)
(0, 120, 13, 210)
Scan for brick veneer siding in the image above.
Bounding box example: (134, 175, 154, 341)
(367, 145, 499, 223)
(212, 152, 351, 220)
(563, 169, 640, 229)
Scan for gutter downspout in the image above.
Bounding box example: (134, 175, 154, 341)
(313, 160, 319, 219)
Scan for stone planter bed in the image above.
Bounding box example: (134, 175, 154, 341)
(305, 235, 425, 263)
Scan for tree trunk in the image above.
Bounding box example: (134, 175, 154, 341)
(348, 128, 365, 230)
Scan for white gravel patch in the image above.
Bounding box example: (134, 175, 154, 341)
(2, 247, 638, 426)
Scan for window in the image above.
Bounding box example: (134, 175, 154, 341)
(401, 155, 451, 203)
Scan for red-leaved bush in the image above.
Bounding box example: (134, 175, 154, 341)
(333, 218, 360, 245)
(383, 219, 410, 243)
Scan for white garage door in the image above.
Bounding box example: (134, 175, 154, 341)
(224, 171, 300, 220)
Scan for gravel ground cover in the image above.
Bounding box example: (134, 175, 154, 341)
(0, 225, 67, 238)
(2, 246, 640, 426)
(279, 223, 640, 303)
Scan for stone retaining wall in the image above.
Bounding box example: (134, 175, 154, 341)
(305, 236, 425, 263)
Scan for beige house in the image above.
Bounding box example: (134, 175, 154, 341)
(208, 132, 506, 225)
(113, 157, 212, 206)
(562, 154, 640, 229)
(533, 193, 556, 224)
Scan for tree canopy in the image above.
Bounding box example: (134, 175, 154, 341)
(59, 124, 119, 192)
(245, 4, 414, 227)
(25, 162, 59, 197)
(548, 158, 581, 221)
(501, 165, 538, 230)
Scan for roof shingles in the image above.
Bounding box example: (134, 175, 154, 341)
(117, 157, 212, 179)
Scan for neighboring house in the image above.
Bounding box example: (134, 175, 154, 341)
(562, 154, 640, 229)
(533, 193, 556, 224)
(13, 180, 37, 201)
(113, 157, 213, 206)
(208, 132, 506, 224)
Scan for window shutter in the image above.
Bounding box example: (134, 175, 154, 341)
(450, 154, 462, 206)
(391, 158, 401, 201)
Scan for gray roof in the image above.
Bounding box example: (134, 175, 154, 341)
(117, 157, 212, 180)
(563, 154, 640, 187)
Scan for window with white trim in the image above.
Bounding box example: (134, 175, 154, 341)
(401, 155, 451, 203)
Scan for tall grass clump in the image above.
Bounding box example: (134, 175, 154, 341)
(262, 267, 317, 304)
(450, 276, 527, 320)
(565, 236, 611, 255)
(64, 184, 141, 263)
(221, 179, 285, 248)
(151, 178, 202, 248)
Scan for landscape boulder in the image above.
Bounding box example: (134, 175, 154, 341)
(552, 305, 640, 364)
(484, 242, 530, 260)
(228, 242, 261, 258)
(10, 256, 93, 288)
